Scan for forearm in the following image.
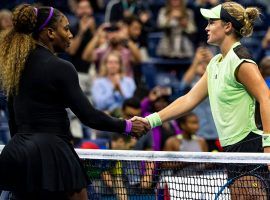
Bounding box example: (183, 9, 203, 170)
(82, 36, 99, 62)
(127, 40, 142, 63)
(158, 94, 197, 123)
(182, 63, 197, 84)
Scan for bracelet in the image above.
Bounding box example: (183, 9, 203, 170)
(145, 112, 162, 128)
(262, 134, 270, 147)
(125, 120, 132, 134)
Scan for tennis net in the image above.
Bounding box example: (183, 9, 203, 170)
(1, 145, 270, 200)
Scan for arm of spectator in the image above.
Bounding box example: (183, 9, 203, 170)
(183, 10, 197, 34)
(67, 16, 96, 56)
(198, 137, 208, 152)
(118, 77, 136, 98)
(82, 25, 106, 62)
(182, 47, 213, 84)
(81, 35, 99, 62)
(127, 39, 142, 64)
(157, 8, 169, 28)
(163, 136, 180, 151)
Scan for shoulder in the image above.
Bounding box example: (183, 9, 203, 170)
(232, 45, 252, 60)
(49, 56, 75, 70)
(47, 56, 78, 81)
(167, 135, 180, 145)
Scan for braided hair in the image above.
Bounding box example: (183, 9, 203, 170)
(0, 4, 62, 96)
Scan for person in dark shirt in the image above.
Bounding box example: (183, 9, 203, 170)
(67, 0, 95, 74)
(0, 4, 148, 200)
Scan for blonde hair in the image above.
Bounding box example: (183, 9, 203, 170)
(0, 4, 36, 96)
(99, 51, 124, 76)
(165, 0, 187, 17)
(222, 2, 260, 37)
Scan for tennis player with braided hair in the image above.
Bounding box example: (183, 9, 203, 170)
(133, 1, 270, 199)
(0, 4, 149, 200)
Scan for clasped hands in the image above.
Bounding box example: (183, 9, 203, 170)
(129, 116, 151, 138)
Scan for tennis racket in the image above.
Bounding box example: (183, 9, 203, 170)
(214, 165, 269, 200)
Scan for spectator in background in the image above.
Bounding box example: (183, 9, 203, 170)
(91, 51, 136, 116)
(164, 113, 208, 152)
(82, 22, 141, 76)
(66, 0, 95, 92)
(261, 27, 270, 57)
(141, 86, 181, 151)
(123, 15, 148, 61)
(177, 46, 219, 151)
(259, 56, 270, 88)
(157, 0, 197, 59)
(101, 133, 129, 200)
(0, 9, 13, 31)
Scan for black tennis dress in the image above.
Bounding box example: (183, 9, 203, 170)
(0, 45, 126, 193)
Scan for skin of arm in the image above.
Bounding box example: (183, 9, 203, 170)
(127, 39, 142, 63)
(236, 62, 270, 153)
(158, 72, 208, 122)
(81, 34, 99, 62)
(163, 136, 180, 151)
(67, 16, 95, 55)
(198, 137, 208, 152)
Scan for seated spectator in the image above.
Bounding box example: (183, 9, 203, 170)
(91, 51, 136, 115)
(141, 86, 181, 151)
(156, 0, 197, 59)
(0, 9, 13, 31)
(82, 22, 141, 76)
(163, 113, 208, 152)
(160, 113, 208, 178)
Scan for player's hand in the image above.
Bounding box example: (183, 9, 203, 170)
(130, 116, 150, 138)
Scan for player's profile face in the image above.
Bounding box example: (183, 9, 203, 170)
(205, 19, 226, 46)
(53, 15, 73, 52)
